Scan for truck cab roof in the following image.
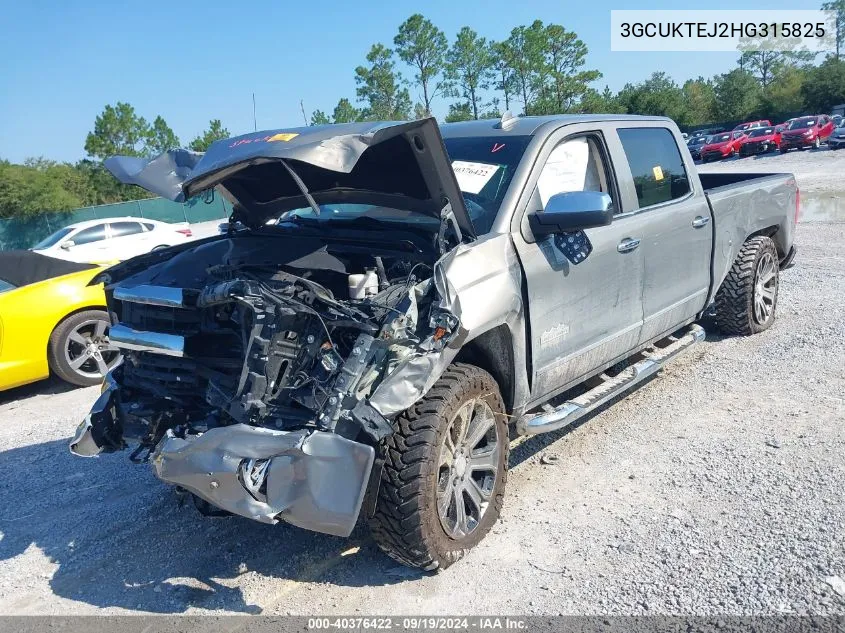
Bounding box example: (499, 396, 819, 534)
(440, 114, 673, 139)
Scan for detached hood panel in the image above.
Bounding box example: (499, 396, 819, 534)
(104, 118, 475, 239)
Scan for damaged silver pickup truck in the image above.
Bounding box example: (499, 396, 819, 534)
(71, 115, 798, 570)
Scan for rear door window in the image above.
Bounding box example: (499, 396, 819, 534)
(72, 224, 108, 245)
(617, 128, 691, 209)
(109, 221, 144, 237)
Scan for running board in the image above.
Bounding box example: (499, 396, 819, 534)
(517, 324, 705, 436)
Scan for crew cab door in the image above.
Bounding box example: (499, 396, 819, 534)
(511, 126, 645, 402)
(612, 126, 713, 344)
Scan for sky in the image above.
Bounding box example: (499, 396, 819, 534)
(0, 0, 822, 163)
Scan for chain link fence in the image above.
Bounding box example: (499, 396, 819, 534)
(0, 196, 232, 251)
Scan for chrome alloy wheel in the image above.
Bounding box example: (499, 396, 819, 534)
(64, 318, 120, 380)
(436, 398, 501, 539)
(753, 251, 778, 325)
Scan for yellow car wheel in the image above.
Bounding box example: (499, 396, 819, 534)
(47, 310, 121, 387)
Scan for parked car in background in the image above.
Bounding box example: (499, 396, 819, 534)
(733, 119, 771, 132)
(687, 134, 710, 160)
(701, 130, 747, 161)
(828, 120, 845, 150)
(832, 114, 843, 128)
(0, 251, 119, 390)
(780, 115, 835, 152)
(31, 217, 193, 264)
(738, 126, 782, 156)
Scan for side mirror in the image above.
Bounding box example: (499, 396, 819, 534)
(60, 241, 74, 250)
(528, 191, 613, 237)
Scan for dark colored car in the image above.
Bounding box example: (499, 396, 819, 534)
(686, 135, 710, 160)
(780, 115, 835, 152)
(738, 126, 781, 156)
(701, 131, 747, 162)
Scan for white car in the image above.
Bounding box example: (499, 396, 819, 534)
(31, 217, 193, 264)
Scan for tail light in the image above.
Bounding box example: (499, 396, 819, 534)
(176, 228, 193, 237)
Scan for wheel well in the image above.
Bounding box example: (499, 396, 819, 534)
(747, 225, 785, 256)
(454, 325, 515, 413)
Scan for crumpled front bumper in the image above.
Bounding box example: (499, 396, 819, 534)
(70, 386, 375, 538)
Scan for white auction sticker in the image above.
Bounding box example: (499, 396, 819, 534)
(452, 160, 500, 194)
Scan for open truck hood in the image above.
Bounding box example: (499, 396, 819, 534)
(105, 118, 476, 240)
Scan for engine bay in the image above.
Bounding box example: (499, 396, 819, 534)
(101, 232, 456, 459)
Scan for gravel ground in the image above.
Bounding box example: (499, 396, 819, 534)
(0, 195, 843, 616)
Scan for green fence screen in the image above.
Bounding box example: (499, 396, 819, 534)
(0, 196, 232, 251)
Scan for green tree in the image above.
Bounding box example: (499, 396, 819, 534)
(310, 110, 331, 125)
(84, 102, 151, 159)
(500, 21, 547, 115)
(802, 56, 845, 111)
(490, 41, 516, 111)
(579, 86, 625, 114)
(394, 14, 449, 117)
(822, 0, 845, 60)
(0, 159, 84, 219)
(355, 44, 412, 120)
(446, 27, 493, 120)
(543, 23, 601, 113)
(759, 66, 807, 118)
(617, 72, 687, 122)
(713, 69, 761, 121)
(445, 102, 474, 122)
(189, 119, 230, 151)
(682, 78, 717, 125)
(332, 98, 360, 123)
(146, 115, 180, 155)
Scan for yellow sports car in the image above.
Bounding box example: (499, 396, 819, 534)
(0, 251, 121, 391)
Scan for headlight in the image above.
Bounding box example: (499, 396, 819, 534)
(803, 130, 813, 136)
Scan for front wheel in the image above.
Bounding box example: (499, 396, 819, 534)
(714, 236, 780, 335)
(48, 310, 121, 386)
(813, 137, 821, 149)
(369, 364, 509, 570)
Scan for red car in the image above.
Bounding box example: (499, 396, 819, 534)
(701, 130, 748, 161)
(779, 115, 835, 152)
(738, 126, 782, 156)
(733, 119, 772, 132)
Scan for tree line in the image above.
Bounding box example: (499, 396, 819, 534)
(0, 112, 229, 219)
(3, 4, 845, 220)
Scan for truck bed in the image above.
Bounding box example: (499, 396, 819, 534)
(699, 171, 798, 304)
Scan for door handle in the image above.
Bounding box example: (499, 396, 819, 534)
(617, 237, 640, 253)
(692, 216, 711, 228)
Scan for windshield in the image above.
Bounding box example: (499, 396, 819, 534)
(788, 118, 817, 130)
(31, 227, 73, 250)
(274, 135, 533, 236)
(749, 128, 775, 137)
(712, 133, 731, 143)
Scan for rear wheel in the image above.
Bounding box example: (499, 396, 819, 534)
(369, 364, 509, 570)
(715, 236, 779, 335)
(48, 310, 121, 386)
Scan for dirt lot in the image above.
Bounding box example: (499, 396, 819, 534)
(0, 151, 844, 616)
